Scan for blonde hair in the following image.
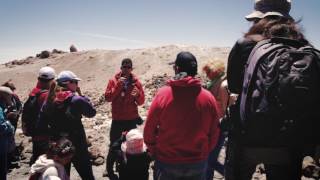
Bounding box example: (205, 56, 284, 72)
(203, 60, 225, 80)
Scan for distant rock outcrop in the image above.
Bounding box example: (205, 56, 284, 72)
(70, 44, 78, 52)
(37, 50, 50, 59)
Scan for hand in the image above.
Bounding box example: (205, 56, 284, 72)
(118, 77, 126, 86)
(131, 86, 139, 98)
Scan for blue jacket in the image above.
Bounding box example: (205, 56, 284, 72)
(0, 105, 14, 136)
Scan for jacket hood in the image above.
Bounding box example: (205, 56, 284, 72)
(167, 76, 201, 87)
(30, 155, 57, 174)
(55, 90, 73, 103)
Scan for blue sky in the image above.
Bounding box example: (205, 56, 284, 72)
(0, 0, 319, 62)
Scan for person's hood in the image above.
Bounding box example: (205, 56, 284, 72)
(167, 76, 201, 88)
(30, 155, 56, 174)
(29, 81, 50, 96)
(55, 90, 74, 103)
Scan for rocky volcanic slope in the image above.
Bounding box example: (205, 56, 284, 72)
(1, 45, 230, 180)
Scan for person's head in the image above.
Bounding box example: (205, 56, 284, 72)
(174, 51, 198, 77)
(56, 71, 81, 92)
(0, 86, 13, 106)
(262, 16, 306, 41)
(121, 129, 147, 155)
(246, 0, 292, 22)
(38, 66, 56, 83)
(120, 58, 133, 77)
(203, 61, 225, 80)
(47, 137, 75, 165)
(2, 80, 16, 91)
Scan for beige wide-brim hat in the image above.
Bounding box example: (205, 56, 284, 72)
(0, 86, 13, 95)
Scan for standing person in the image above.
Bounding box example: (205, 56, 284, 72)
(2, 80, 23, 167)
(103, 58, 145, 179)
(203, 61, 236, 179)
(22, 66, 56, 165)
(29, 137, 75, 180)
(226, 1, 287, 179)
(227, 0, 320, 179)
(0, 86, 15, 180)
(144, 51, 220, 180)
(41, 70, 96, 180)
(2, 80, 22, 133)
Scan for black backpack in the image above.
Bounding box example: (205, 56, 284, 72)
(21, 90, 47, 136)
(239, 38, 320, 145)
(47, 95, 77, 139)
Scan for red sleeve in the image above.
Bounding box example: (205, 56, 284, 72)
(207, 96, 221, 151)
(143, 94, 160, 156)
(105, 79, 123, 102)
(135, 80, 145, 106)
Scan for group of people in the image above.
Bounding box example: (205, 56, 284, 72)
(1, 0, 320, 180)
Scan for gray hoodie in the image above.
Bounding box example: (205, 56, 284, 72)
(30, 155, 69, 180)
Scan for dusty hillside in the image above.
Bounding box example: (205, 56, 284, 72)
(2, 45, 230, 180)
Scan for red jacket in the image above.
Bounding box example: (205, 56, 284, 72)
(105, 72, 145, 120)
(144, 76, 220, 164)
(29, 81, 49, 107)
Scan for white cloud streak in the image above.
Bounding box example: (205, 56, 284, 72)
(66, 30, 155, 46)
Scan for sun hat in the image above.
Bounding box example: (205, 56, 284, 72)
(121, 129, 147, 154)
(56, 71, 81, 84)
(245, 0, 292, 21)
(38, 66, 56, 80)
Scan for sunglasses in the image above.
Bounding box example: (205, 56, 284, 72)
(70, 80, 78, 84)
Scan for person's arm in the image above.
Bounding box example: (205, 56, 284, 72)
(105, 79, 123, 102)
(143, 94, 161, 156)
(133, 80, 145, 106)
(73, 96, 96, 118)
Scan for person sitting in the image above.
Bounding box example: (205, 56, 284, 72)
(29, 137, 75, 180)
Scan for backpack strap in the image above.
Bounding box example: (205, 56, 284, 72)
(239, 39, 284, 123)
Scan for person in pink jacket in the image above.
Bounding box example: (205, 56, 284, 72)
(144, 51, 220, 180)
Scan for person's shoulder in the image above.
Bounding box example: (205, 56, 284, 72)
(42, 166, 59, 178)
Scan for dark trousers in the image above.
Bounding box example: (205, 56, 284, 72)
(0, 136, 8, 180)
(206, 133, 226, 180)
(232, 147, 302, 180)
(65, 133, 95, 180)
(106, 120, 137, 176)
(118, 153, 150, 180)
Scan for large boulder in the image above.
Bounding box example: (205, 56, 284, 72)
(69, 45, 78, 52)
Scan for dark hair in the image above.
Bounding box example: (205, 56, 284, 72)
(47, 137, 75, 159)
(2, 80, 16, 91)
(121, 58, 133, 67)
(245, 16, 308, 43)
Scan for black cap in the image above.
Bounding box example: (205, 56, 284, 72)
(175, 51, 197, 76)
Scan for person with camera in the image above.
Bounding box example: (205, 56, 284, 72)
(103, 58, 145, 179)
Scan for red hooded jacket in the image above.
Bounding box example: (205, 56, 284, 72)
(105, 72, 145, 120)
(144, 76, 220, 164)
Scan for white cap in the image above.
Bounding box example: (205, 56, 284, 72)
(0, 86, 13, 95)
(38, 66, 56, 80)
(121, 129, 147, 154)
(57, 70, 81, 84)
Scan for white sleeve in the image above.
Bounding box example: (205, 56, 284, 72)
(42, 167, 61, 180)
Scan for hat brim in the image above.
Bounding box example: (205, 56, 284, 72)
(262, 11, 291, 18)
(245, 10, 265, 21)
